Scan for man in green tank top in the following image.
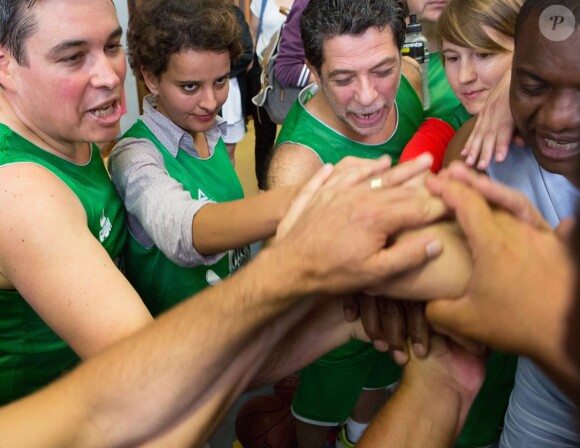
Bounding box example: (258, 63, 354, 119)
(0, 0, 156, 406)
(268, 1, 426, 446)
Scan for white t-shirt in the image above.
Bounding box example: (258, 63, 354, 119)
(250, 0, 288, 60)
(221, 77, 242, 125)
(221, 77, 245, 144)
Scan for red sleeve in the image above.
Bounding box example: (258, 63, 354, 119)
(399, 118, 456, 173)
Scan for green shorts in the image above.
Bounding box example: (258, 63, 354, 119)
(456, 351, 518, 448)
(291, 340, 401, 425)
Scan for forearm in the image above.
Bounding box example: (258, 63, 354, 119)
(359, 376, 463, 448)
(250, 296, 363, 388)
(0, 246, 314, 448)
(442, 118, 476, 168)
(192, 185, 298, 254)
(372, 221, 471, 299)
(137, 298, 317, 448)
(84, 246, 315, 446)
(139, 298, 361, 447)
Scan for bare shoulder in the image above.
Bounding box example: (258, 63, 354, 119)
(443, 117, 476, 168)
(267, 143, 324, 188)
(0, 162, 150, 357)
(0, 163, 87, 286)
(0, 163, 87, 230)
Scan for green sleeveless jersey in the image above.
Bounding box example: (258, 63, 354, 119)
(276, 76, 423, 165)
(120, 120, 250, 316)
(0, 124, 126, 404)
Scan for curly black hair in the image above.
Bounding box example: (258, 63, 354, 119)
(127, 0, 242, 81)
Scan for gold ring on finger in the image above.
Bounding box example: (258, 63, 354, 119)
(369, 177, 383, 191)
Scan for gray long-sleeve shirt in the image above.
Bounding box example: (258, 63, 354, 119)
(108, 95, 227, 267)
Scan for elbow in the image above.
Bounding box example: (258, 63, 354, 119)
(274, 62, 299, 88)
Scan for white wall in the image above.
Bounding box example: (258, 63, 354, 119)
(113, 0, 141, 134)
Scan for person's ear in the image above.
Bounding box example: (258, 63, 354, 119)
(141, 67, 160, 96)
(0, 47, 17, 90)
(306, 60, 322, 86)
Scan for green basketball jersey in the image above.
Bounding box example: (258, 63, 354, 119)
(0, 124, 126, 404)
(120, 120, 250, 316)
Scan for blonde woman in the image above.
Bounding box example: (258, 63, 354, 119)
(400, 0, 522, 172)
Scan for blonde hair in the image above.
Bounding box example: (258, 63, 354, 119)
(437, 0, 523, 53)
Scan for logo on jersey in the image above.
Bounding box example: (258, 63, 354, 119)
(206, 269, 222, 286)
(198, 189, 214, 204)
(99, 210, 113, 243)
(230, 246, 251, 273)
(205, 247, 251, 287)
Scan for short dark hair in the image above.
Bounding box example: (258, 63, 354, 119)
(515, 0, 580, 45)
(128, 0, 242, 81)
(301, 0, 407, 74)
(0, 0, 39, 66)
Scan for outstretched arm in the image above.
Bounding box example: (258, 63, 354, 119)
(108, 139, 301, 262)
(0, 156, 448, 448)
(0, 244, 321, 448)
